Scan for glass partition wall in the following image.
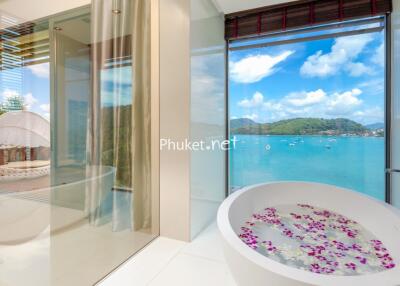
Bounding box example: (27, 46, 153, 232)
(391, 3, 400, 208)
(228, 17, 387, 201)
(0, 2, 158, 286)
(0, 15, 52, 286)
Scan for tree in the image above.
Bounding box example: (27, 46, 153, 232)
(1, 96, 25, 112)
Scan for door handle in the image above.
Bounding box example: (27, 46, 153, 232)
(386, 168, 400, 173)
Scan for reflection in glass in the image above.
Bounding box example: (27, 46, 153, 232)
(0, 1, 157, 285)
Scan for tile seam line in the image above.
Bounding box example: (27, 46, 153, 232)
(145, 245, 186, 285)
(179, 250, 227, 264)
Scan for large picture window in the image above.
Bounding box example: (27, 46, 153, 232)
(228, 17, 386, 200)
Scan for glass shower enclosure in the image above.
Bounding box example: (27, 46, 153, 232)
(0, 2, 158, 286)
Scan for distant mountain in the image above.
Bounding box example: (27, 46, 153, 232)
(230, 118, 259, 129)
(230, 118, 369, 135)
(365, 122, 384, 130)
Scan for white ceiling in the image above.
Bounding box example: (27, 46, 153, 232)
(213, 0, 297, 14)
(192, 0, 220, 20)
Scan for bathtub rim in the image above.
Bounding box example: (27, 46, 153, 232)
(0, 165, 116, 245)
(217, 181, 400, 286)
(0, 165, 115, 199)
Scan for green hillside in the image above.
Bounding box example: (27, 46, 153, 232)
(231, 118, 369, 135)
(230, 118, 258, 129)
(101, 105, 132, 189)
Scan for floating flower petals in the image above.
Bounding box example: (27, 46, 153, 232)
(238, 204, 396, 276)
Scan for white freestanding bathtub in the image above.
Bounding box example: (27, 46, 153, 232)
(0, 166, 115, 245)
(217, 182, 400, 286)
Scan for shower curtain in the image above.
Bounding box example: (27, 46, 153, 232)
(85, 0, 152, 232)
(131, 0, 152, 231)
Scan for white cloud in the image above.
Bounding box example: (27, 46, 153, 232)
(2, 89, 19, 100)
(101, 65, 132, 84)
(327, 88, 362, 108)
(325, 88, 363, 116)
(345, 62, 373, 77)
(243, 113, 258, 121)
(300, 34, 374, 78)
(238, 92, 264, 108)
(27, 62, 49, 78)
(1, 90, 39, 111)
(236, 88, 377, 124)
(372, 43, 384, 67)
(40, 103, 50, 113)
(284, 89, 327, 107)
(352, 107, 384, 124)
(230, 50, 294, 83)
(358, 78, 384, 96)
(24, 93, 38, 110)
(191, 53, 225, 125)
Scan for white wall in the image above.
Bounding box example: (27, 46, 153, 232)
(190, 0, 226, 238)
(392, 1, 400, 208)
(159, 0, 226, 241)
(0, 0, 89, 23)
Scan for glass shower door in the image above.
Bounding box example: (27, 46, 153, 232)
(0, 2, 158, 285)
(49, 4, 158, 286)
(50, 9, 91, 209)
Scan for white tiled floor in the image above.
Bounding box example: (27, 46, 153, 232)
(100, 222, 237, 286)
(0, 195, 156, 286)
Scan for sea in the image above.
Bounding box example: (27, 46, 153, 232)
(230, 135, 385, 201)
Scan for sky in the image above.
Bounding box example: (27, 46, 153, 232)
(0, 61, 132, 119)
(0, 63, 50, 119)
(229, 31, 385, 125)
(101, 65, 132, 107)
(0, 30, 384, 126)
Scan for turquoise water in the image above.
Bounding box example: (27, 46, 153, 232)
(230, 135, 385, 200)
